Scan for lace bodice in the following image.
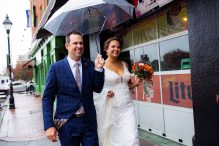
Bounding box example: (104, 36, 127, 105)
(103, 62, 133, 107)
(104, 62, 130, 85)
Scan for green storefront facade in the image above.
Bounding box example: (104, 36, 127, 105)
(30, 36, 66, 95)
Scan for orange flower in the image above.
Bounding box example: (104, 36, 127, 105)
(131, 63, 154, 80)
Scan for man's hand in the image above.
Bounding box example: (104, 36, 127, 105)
(45, 127, 58, 142)
(95, 54, 105, 69)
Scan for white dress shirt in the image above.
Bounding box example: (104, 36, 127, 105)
(67, 56, 103, 115)
(67, 56, 82, 88)
(67, 56, 84, 114)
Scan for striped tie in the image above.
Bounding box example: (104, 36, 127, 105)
(74, 63, 81, 91)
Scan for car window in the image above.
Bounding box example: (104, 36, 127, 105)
(13, 83, 22, 86)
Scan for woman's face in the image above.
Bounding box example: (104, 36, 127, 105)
(106, 40, 121, 58)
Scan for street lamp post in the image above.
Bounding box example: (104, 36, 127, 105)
(3, 14, 15, 109)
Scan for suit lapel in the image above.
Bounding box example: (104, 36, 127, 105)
(63, 57, 87, 93)
(63, 58, 75, 84)
(81, 58, 87, 93)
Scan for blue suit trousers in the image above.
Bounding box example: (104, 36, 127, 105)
(58, 116, 99, 146)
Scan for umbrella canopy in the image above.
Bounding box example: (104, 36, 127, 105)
(43, 0, 134, 36)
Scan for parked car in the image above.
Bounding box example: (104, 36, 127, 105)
(12, 81, 27, 93)
(0, 76, 10, 98)
(0, 84, 9, 98)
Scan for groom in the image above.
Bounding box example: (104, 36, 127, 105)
(42, 30, 104, 146)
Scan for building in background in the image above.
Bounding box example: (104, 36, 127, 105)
(13, 54, 33, 81)
(11, 4, 32, 81)
(13, 13, 32, 82)
(29, 0, 194, 145)
(117, 1, 193, 146)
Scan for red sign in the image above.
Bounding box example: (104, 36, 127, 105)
(132, 74, 193, 108)
(161, 74, 192, 108)
(131, 75, 161, 103)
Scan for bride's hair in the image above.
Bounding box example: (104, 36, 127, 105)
(104, 36, 123, 51)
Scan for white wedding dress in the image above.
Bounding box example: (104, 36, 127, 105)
(94, 62, 139, 146)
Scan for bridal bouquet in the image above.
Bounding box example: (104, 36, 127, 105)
(131, 63, 154, 80)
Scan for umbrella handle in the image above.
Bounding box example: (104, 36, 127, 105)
(95, 16, 107, 54)
(98, 16, 107, 35)
(96, 16, 107, 54)
(88, 8, 107, 54)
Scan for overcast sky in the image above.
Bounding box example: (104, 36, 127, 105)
(0, 0, 31, 74)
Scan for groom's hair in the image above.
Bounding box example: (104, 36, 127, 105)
(104, 36, 123, 51)
(66, 30, 83, 43)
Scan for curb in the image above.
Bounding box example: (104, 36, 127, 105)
(0, 96, 9, 126)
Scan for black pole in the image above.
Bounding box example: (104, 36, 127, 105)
(7, 30, 15, 109)
(188, 0, 219, 145)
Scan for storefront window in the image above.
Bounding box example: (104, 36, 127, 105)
(133, 15, 157, 45)
(159, 35, 190, 71)
(119, 50, 134, 71)
(157, 0, 188, 38)
(134, 47, 144, 63)
(120, 26, 133, 49)
(143, 44, 159, 72)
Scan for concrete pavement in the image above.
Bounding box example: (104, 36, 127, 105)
(0, 93, 164, 146)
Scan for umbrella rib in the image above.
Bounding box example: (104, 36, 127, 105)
(98, 16, 107, 35)
(92, 6, 108, 34)
(80, 8, 86, 33)
(88, 7, 99, 53)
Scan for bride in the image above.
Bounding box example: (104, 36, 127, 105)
(94, 36, 142, 146)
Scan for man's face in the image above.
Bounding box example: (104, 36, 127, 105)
(65, 34, 84, 61)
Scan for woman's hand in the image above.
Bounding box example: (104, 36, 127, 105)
(135, 77, 143, 87)
(107, 90, 114, 98)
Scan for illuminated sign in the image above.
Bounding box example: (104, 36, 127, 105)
(135, 0, 173, 17)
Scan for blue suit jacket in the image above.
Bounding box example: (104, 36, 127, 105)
(42, 57, 104, 131)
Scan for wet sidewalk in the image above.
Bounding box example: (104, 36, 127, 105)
(0, 93, 163, 146)
(0, 93, 45, 141)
